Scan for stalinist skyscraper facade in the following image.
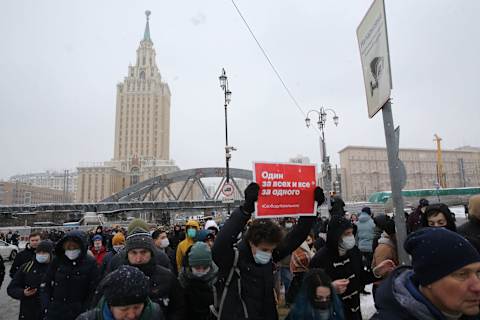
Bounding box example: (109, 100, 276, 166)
(76, 11, 178, 202)
(114, 10, 170, 161)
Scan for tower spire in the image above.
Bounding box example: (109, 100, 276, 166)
(144, 10, 151, 42)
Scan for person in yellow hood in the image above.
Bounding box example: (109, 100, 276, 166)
(176, 219, 200, 270)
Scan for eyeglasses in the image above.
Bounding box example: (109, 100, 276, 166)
(450, 270, 480, 282)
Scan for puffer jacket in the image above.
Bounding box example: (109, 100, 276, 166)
(7, 258, 50, 320)
(371, 266, 480, 320)
(41, 230, 99, 320)
(355, 212, 375, 253)
(212, 206, 316, 320)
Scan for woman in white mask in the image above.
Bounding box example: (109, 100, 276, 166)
(178, 241, 219, 320)
(41, 230, 99, 320)
(7, 240, 54, 320)
(310, 216, 395, 320)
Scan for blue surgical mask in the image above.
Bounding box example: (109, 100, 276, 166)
(254, 250, 272, 265)
(187, 229, 197, 239)
(36, 253, 49, 264)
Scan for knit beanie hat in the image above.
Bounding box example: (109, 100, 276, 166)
(405, 228, 480, 286)
(112, 233, 126, 246)
(128, 219, 150, 236)
(126, 228, 155, 255)
(36, 240, 54, 254)
(188, 242, 212, 267)
(93, 234, 103, 242)
(103, 265, 150, 307)
(196, 229, 214, 242)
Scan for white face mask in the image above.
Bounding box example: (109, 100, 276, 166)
(65, 249, 81, 260)
(254, 250, 272, 265)
(113, 245, 124, 253)
(285, 223, 293, 229)
(36, 253, 50, 264)
(192, 267, 210, 277)
(341, 235, 356, 250)
(159, 238, 170, 249)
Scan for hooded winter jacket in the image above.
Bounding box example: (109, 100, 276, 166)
(41, 230, 99, 320)
(76, 296, 164, 320)
(8, 258, 50, 320)
(310, 217, 377, 320)
(178, 250, 218, 320)
(212, 206, 316, 320)
(176, 220, 200, 270)
(371, 266, 480, 320)
(355, 212, 375, 253)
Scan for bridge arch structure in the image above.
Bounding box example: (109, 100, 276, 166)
(102, 167, 253, 203)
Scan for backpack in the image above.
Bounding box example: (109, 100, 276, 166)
(209, 246, 249, 319)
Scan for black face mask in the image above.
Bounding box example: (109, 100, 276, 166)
(312, 300, 330, 310)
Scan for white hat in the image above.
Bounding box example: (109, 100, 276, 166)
(205, 220, 219, 231)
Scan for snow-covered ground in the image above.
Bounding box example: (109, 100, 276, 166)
(361, 284, 376, 319)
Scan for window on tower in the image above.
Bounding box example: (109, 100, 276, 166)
(140, 71, 145, 80)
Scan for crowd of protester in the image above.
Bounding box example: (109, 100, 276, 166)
(1, 186, 480, 320)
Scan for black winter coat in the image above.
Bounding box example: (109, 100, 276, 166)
(41, 230, 99, 320)
(310, 220, 377, 320)
(212, 207, 316, 320)
(7, 259, 50, 320)
(10, 245, 36, 277)
(107, 257, 186, 320)
(458, 216, 480, 240)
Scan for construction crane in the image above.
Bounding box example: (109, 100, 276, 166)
(434, 134, 447, 188)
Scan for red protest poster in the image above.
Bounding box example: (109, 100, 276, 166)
(253, 162, 318, 218)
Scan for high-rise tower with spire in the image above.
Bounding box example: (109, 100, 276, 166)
(76, 11, 178, 203)
(114, 10, 171, 161)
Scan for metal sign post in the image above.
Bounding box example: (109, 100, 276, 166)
(381, 101, 409, 265)
(357, 0, 409, 265)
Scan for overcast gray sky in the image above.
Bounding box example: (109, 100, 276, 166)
(1, 0, 479, 180)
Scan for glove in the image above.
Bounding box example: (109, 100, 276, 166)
(314, 187, 326, 205)
(242, 182, 260, 214)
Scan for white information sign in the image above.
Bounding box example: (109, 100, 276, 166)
(357, 0, 392, 118)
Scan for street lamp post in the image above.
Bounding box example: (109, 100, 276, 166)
(305, 107, 339, 212)
(219, 68, 235, 214)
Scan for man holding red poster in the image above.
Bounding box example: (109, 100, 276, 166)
(253, 162, 319, 218)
